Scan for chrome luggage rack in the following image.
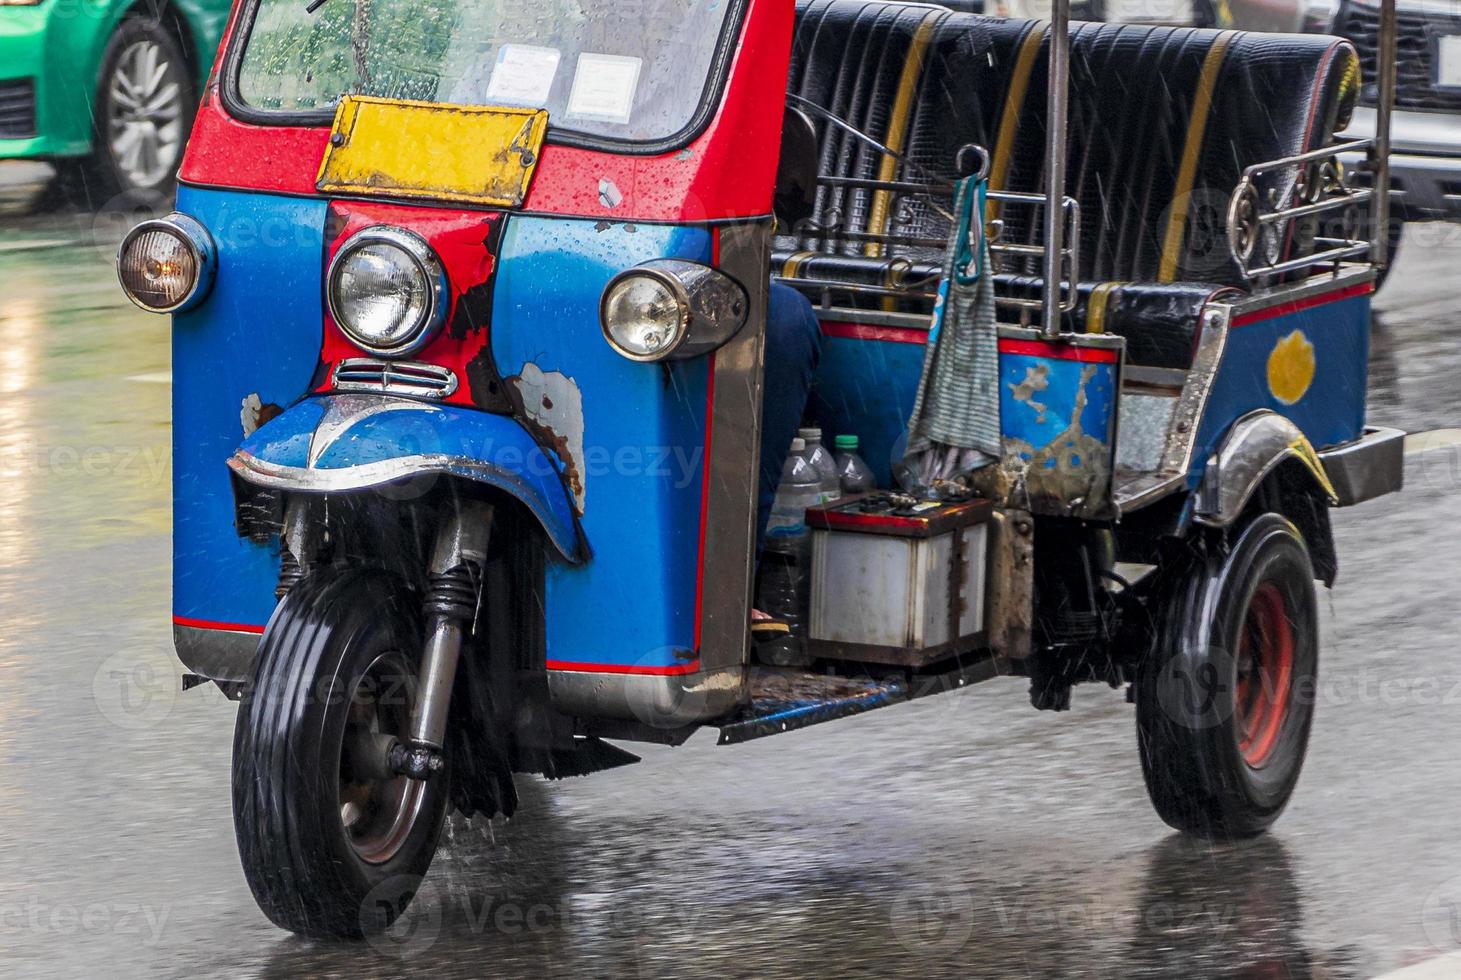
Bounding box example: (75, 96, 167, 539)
(1226, 139, 1380, 282)
(773, 165, 1082, 322)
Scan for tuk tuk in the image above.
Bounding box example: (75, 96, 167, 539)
(119, 0, 1406, 938)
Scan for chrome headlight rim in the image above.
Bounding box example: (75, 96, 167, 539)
(599, 266, 694, 362)
(116, 212, 216, 315)
(327, 226, 449, 359)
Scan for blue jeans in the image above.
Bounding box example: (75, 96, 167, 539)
(757, 283, 822, 557)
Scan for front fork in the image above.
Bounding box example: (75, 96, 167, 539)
(280, 496, 493, 781)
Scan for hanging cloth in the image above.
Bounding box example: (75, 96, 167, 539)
(901, 174, 1002, 488)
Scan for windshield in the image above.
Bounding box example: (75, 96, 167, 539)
(231, 0, 741, 145)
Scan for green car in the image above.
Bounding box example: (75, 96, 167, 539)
(0, 0, 231, 198)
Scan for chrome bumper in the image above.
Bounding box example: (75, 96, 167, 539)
(1319, 426, 1406, 506)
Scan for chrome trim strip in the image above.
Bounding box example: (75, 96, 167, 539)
(1227, 267, 1376, 317)
(547, 666, 746, 729)
(331, 357, 459, 398)
(1194, 411, 1338, 527)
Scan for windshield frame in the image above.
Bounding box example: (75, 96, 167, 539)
(217, 0, 751, 156)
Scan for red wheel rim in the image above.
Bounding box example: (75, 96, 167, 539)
(1234, 581, 1295, 768)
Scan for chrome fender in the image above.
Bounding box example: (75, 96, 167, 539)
(1194, 411, 1339, 527)
(228, 393, 585, 561)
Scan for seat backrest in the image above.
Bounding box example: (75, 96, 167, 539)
(785, 1, 1361, 288)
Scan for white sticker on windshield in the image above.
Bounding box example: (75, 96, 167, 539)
(485, 44, 561, 108)
(565, 53, 642, 125)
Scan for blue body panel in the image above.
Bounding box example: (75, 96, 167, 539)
(998, 351, 1118, 466)
(236, 396, 583, 560)
(491, 217, 713, 670)
(807, 335, 925, 488)
(173, 187, 329, 628)
(1192, 293, 1371, 487)
(809, 333, 1119, 491)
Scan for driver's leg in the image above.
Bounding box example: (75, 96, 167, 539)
(756, 282, 822, 557)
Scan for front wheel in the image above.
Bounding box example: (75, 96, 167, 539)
(232, 567, 450, 938)
(1135, 514, 1319, 839)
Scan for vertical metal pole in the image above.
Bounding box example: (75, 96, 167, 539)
(1373, 0, 1397, 267)
(1041, 3, 1071, 339)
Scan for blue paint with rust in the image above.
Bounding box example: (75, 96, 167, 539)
(490, 216, 712, 670)
(172, 187, 328, 628)
(998, 353, 1117, 461)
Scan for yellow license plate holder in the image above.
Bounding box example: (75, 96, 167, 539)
(316, 96, 548, 208)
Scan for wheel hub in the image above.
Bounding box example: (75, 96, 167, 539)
(107, 40, 185, 189)
(1235, 581, 1295, 769)
(337, 651, 429, 865)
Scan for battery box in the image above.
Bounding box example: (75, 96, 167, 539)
(806, 493, 993, 667)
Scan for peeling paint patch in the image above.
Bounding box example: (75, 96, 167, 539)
(598, 178, 623, 209)
(1009, 364, 1050, 423)
(240, 393, 283, 438)
(511, 363, 586, 514)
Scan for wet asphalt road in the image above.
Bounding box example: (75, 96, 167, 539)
(3, 162, 1461, 979)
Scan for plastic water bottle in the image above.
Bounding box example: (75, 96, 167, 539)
(766, 438, 823, 540)
(759, 438, 821, 666)
(834, 434, 876, 494)
(798, 427, 842, 503)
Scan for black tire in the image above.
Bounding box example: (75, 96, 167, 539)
(233, 567, 451, 939)
(64, 19, 196, 208)
(1135, 514, 1319, 839)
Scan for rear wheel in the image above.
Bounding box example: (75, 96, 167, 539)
(1135, 514, 1319, 839)
(232, 567, 450, 938)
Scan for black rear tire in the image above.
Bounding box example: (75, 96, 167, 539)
(232, 567, 450, 939)
(1135, 514, 1319, 839)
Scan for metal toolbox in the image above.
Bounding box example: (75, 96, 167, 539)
(806, 494, 992, 667)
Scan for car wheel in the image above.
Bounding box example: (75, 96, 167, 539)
(83, 20, 197, 204)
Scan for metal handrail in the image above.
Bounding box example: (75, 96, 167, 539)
(1226, 139, 1378, 281)
(780, 172, 1082, 316)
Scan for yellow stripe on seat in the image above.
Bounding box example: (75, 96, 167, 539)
(1085, 281, 1125, 334)
(986, 22, 1048, 225)
(1158, 31, 1236, 283)
(864, 10, 946, 259)
(780, 251, 818, 278)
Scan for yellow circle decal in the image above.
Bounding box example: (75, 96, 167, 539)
(1267, 330, 1316, 405)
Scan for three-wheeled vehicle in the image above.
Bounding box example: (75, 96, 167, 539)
(119, 0, 1407, 938)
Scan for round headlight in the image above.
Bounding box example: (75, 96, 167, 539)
(117, 214, 215, 314)
(600, 272, 689, 361)
(328, 227, 447, 357)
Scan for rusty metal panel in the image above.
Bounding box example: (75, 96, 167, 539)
(317, 97, 547, 208)
(972, 331, 1124, 520)
(986, 508, 1034, 660)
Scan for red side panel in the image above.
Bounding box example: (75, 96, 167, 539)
(180, 0, 792, 223)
